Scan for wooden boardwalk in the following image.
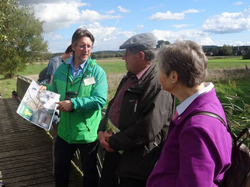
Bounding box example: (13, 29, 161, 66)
(0, 98, 82, 187)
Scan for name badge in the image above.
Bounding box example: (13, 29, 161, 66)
(83, 77, 96, 86)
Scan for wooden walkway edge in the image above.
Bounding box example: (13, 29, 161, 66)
(0, 98, 82, 187)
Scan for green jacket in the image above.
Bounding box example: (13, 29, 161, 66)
(45, 57, 108, 144)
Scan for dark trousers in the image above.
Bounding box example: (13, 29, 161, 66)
(99, 152, 146, 187)
(54, 136, 99, 187)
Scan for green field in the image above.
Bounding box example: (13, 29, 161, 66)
(98, 60, 126, 74)
(1, 57, 250, 99)
(207, 57, 250, 69)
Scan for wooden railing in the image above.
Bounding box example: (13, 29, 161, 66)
(16, 75, 32, 100)
(16, 75, 105, 178)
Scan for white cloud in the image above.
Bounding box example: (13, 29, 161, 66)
(79, 22, 135, 51)
(137, 25, 144, 30)
(32, 2, 121, 33)
(233, 1, 243, 6)
(150, 9, 200, 21)
(25, 1, 131, 52)
(202, 7, 250, 34)
(150, 11, 185, 20)
(18, 0, 63, 5)
(117, 6, 130, 13)
(173, 24, 192, 29)
(18, 0, 250, 53)
(183, 9, 200, 14)
(45, 22, 135, 52)
(152, 29, 214, 46)
(54, 34, 63, 39)
(106, 10, 115, 14)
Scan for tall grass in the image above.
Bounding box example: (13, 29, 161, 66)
(215, 79, 250, 147)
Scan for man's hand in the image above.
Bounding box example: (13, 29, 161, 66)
(98, 131, 114, 152)
(57, 100, 72, 112)
(39, 85, 47, 92)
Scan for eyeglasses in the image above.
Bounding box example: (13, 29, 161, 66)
(76, 44, 92, 50)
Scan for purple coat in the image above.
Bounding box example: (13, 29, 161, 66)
(147, 88, 232, 187)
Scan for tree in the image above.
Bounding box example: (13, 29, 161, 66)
(156, 40, 170, 48)
(242, 49, 250, 59)
(218, 45, 233, 56)
(0, 0, 48, 78)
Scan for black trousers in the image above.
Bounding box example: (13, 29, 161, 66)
(99, 152, 146, 187)
(54, 136, 99, 187)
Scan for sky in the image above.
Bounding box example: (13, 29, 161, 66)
(18, 0, 250, 53)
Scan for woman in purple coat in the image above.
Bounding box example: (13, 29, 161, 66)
(147, 40, 232, 187)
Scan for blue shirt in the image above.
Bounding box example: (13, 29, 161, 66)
(67, 56, 87, 79)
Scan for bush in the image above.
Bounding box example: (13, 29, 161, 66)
(242, 50, 250, 59)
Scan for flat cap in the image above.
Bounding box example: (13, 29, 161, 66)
(119, 33, 156, 50)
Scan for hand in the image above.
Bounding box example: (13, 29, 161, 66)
(98, 131, 114, 152)
(39, 85, 47, 92)
(56, 100, 72, 112)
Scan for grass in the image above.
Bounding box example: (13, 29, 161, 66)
(1, 56, 250, 98)
(215, 79, 250, 146)
(97, 60, 126, 74)
(18, 61, 48, 75)
(0, 78, 16, 98)
(215, 80, 250, 118)
(0, 61, 48, 98)
(207, 57, 250, 69)
(1, 56, 250, 99)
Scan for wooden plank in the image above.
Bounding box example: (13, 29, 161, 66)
(0, 98, 83, 186)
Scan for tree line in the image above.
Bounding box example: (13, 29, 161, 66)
(90, 44, 250, 59)
(46, 44, 250, 60)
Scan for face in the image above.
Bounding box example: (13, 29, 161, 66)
(158, 70, 176, 93)
(72, 36, 93, 64)
(159, 70, 168, 91)
(122, 49, 145, 74)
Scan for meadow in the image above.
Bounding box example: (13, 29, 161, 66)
(0, 57, 249, 146)
(207, 56, 250, 69)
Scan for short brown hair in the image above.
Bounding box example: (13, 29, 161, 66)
(65, 45, 73, 53)
(71, 28, 95, 46)
(157, 40, 207, 88)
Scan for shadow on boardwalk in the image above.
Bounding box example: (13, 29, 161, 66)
(0, 98, 82, 187)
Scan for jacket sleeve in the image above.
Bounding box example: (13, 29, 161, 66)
(108, 90, 174, 151)
(43, 83, 57, 93)
(71, 66, 108, 111)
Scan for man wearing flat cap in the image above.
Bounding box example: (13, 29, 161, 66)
(98, 33, 174, 187)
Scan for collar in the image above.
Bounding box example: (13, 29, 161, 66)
(176, 82, 214, 115)
(66, 56, 87, 70)
(136, 65, 151, 80)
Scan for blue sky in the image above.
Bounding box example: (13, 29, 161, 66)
(18, 0, 250, 53)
